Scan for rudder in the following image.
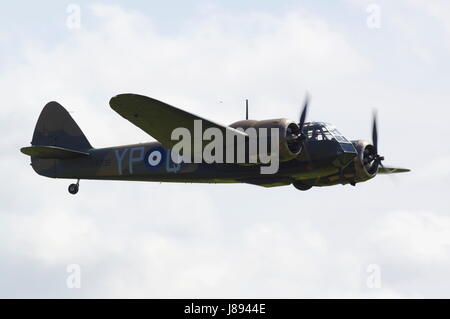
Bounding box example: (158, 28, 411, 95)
(31, 101, 92, 151)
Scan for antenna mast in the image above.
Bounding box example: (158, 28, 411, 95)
(246, 99, 249, 120)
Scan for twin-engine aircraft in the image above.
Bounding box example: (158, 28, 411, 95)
(21, 93, 410, 194)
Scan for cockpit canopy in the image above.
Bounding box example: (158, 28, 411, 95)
(303, 122, 350, 143)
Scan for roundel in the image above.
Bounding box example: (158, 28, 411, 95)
(145, 147, 166, 170)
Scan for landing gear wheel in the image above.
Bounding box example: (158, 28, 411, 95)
(68, 180, 80, 195)
(293, 181, 313, 191)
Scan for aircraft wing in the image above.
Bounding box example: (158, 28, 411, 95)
(378, 167, 411, 174)
(110, 94, 247, 148)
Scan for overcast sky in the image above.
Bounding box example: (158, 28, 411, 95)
(1, 0, 449, 298)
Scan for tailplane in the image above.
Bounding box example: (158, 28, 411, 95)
(21, 145, 90, 159)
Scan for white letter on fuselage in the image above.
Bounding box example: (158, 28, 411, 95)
(114, 149, 129, 175)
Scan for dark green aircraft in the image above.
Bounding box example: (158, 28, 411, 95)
(21, 93, 409, 194)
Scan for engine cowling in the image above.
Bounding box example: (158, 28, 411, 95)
(351, 140, 380, 182)
(229, 118, 302, 162)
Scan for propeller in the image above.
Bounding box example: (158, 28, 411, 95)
(298, 93, 310, 136)
(285, 93, 312, 160)
(298, 94, 314, 163)
(366, 111, 385, 173)
(286, 93, 309, 142)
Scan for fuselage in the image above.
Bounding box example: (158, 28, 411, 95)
(31, 133, 360, 188)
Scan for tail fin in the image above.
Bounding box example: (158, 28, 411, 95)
(29, 101, 92, 152)
(21, 102, 93, 178)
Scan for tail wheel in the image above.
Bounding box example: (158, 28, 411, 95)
(293, 181, 312, 191)
(68, 179, 80, 195)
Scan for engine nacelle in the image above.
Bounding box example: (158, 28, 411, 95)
(229, 118, 302, 162)
(351, 140, 379, 182)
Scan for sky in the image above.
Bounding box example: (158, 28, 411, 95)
(0, 0, 449, 298)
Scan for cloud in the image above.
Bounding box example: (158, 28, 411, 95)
(407, 0, 450, 36)
(1, 2, 370, 147)
(370, 211, 450, 263)
(415, 155, 450, 182)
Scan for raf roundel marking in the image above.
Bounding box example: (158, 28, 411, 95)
(145, 146, 166, 170)
(148, 150, 162, 166)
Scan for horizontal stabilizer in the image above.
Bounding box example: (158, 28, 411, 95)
(20, 146, 90, 159)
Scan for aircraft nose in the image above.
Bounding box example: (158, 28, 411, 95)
(333, 142, 357, 168)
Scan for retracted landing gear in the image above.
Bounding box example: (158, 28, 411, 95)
(293, 181, 313, 191)
(68, 179, 80, 195)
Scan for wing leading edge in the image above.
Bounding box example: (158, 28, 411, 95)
(378, 167, 411, 174)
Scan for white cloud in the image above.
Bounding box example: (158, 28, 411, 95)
(1, 209, 101, 265)
(407, 0, 450, 36)
(1, 2, 369, 148)
(415, 155, 450, 182)
(370, 211, 450, 263)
